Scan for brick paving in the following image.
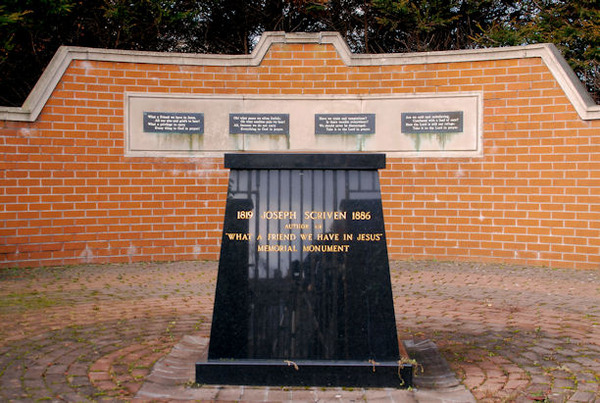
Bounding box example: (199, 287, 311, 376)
(0, 260, 599, 402)
(135, 334, 472, 401)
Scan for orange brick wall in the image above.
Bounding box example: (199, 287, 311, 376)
(1, 39, 599, 269)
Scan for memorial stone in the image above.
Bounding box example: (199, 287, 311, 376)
(196, 153, 413, 388)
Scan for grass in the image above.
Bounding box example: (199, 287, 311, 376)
(0, 292, 63, 311)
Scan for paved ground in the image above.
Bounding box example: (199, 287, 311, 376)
(134, 334, 473, 402)
(0, 260, 599, 402)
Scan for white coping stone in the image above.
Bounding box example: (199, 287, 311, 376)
(1, 31, 597, 125)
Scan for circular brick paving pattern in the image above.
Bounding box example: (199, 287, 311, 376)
(393, 261, 600, 402)
(0, 260, 599, 402)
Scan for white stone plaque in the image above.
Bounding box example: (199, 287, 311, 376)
(126, 93, 482, 157)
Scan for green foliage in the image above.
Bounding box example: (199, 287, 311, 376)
(0, 0, 88, 104)
(475, 0, 600, 101)
(1, 0, 598, 106)
(0, 6, 30, 62)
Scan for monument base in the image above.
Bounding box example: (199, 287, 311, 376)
(195, 359, 413, 388)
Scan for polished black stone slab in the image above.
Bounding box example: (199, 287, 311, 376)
(401, 111, 463, 134)
(224, 153, 385, 170)
(196, 360, 413, 388)
(314, 114, 376, 135)
(143, 111, 204, 134)
(229, 114, 289, 135)
(197, 153, 410, 388)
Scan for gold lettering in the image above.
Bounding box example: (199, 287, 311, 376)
(225, 233, 252, 241)
(237, 210, 253, 219)
(260, 211, 297, 220)
(351, 211, 371, 220)
(316, 233, 339, 241)
(356, 233, 382, 241)
(257, 244, 297, 252)
(304, 211, 347, 220)
(302, 244, 349, 253)
(284, 223, 309, 229)
(267, 233, 297, 241)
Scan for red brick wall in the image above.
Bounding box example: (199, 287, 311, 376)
(1, 39, 599, 269)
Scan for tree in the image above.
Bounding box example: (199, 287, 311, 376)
(365, 0, 520, 53)
(1, 0, 82, 104)
(0, 0, 223, 104)
(474, 0, 600, 102)
(1, 0, 598, 106)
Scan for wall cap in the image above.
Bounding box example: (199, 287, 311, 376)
(1, 31, 598, 122)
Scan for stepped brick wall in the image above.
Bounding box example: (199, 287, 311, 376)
(1, 32, 599, 269)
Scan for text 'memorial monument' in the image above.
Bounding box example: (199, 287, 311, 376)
(196, 153, 413, 388)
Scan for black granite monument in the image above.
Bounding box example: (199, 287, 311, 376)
(196, 153, 412, 388)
